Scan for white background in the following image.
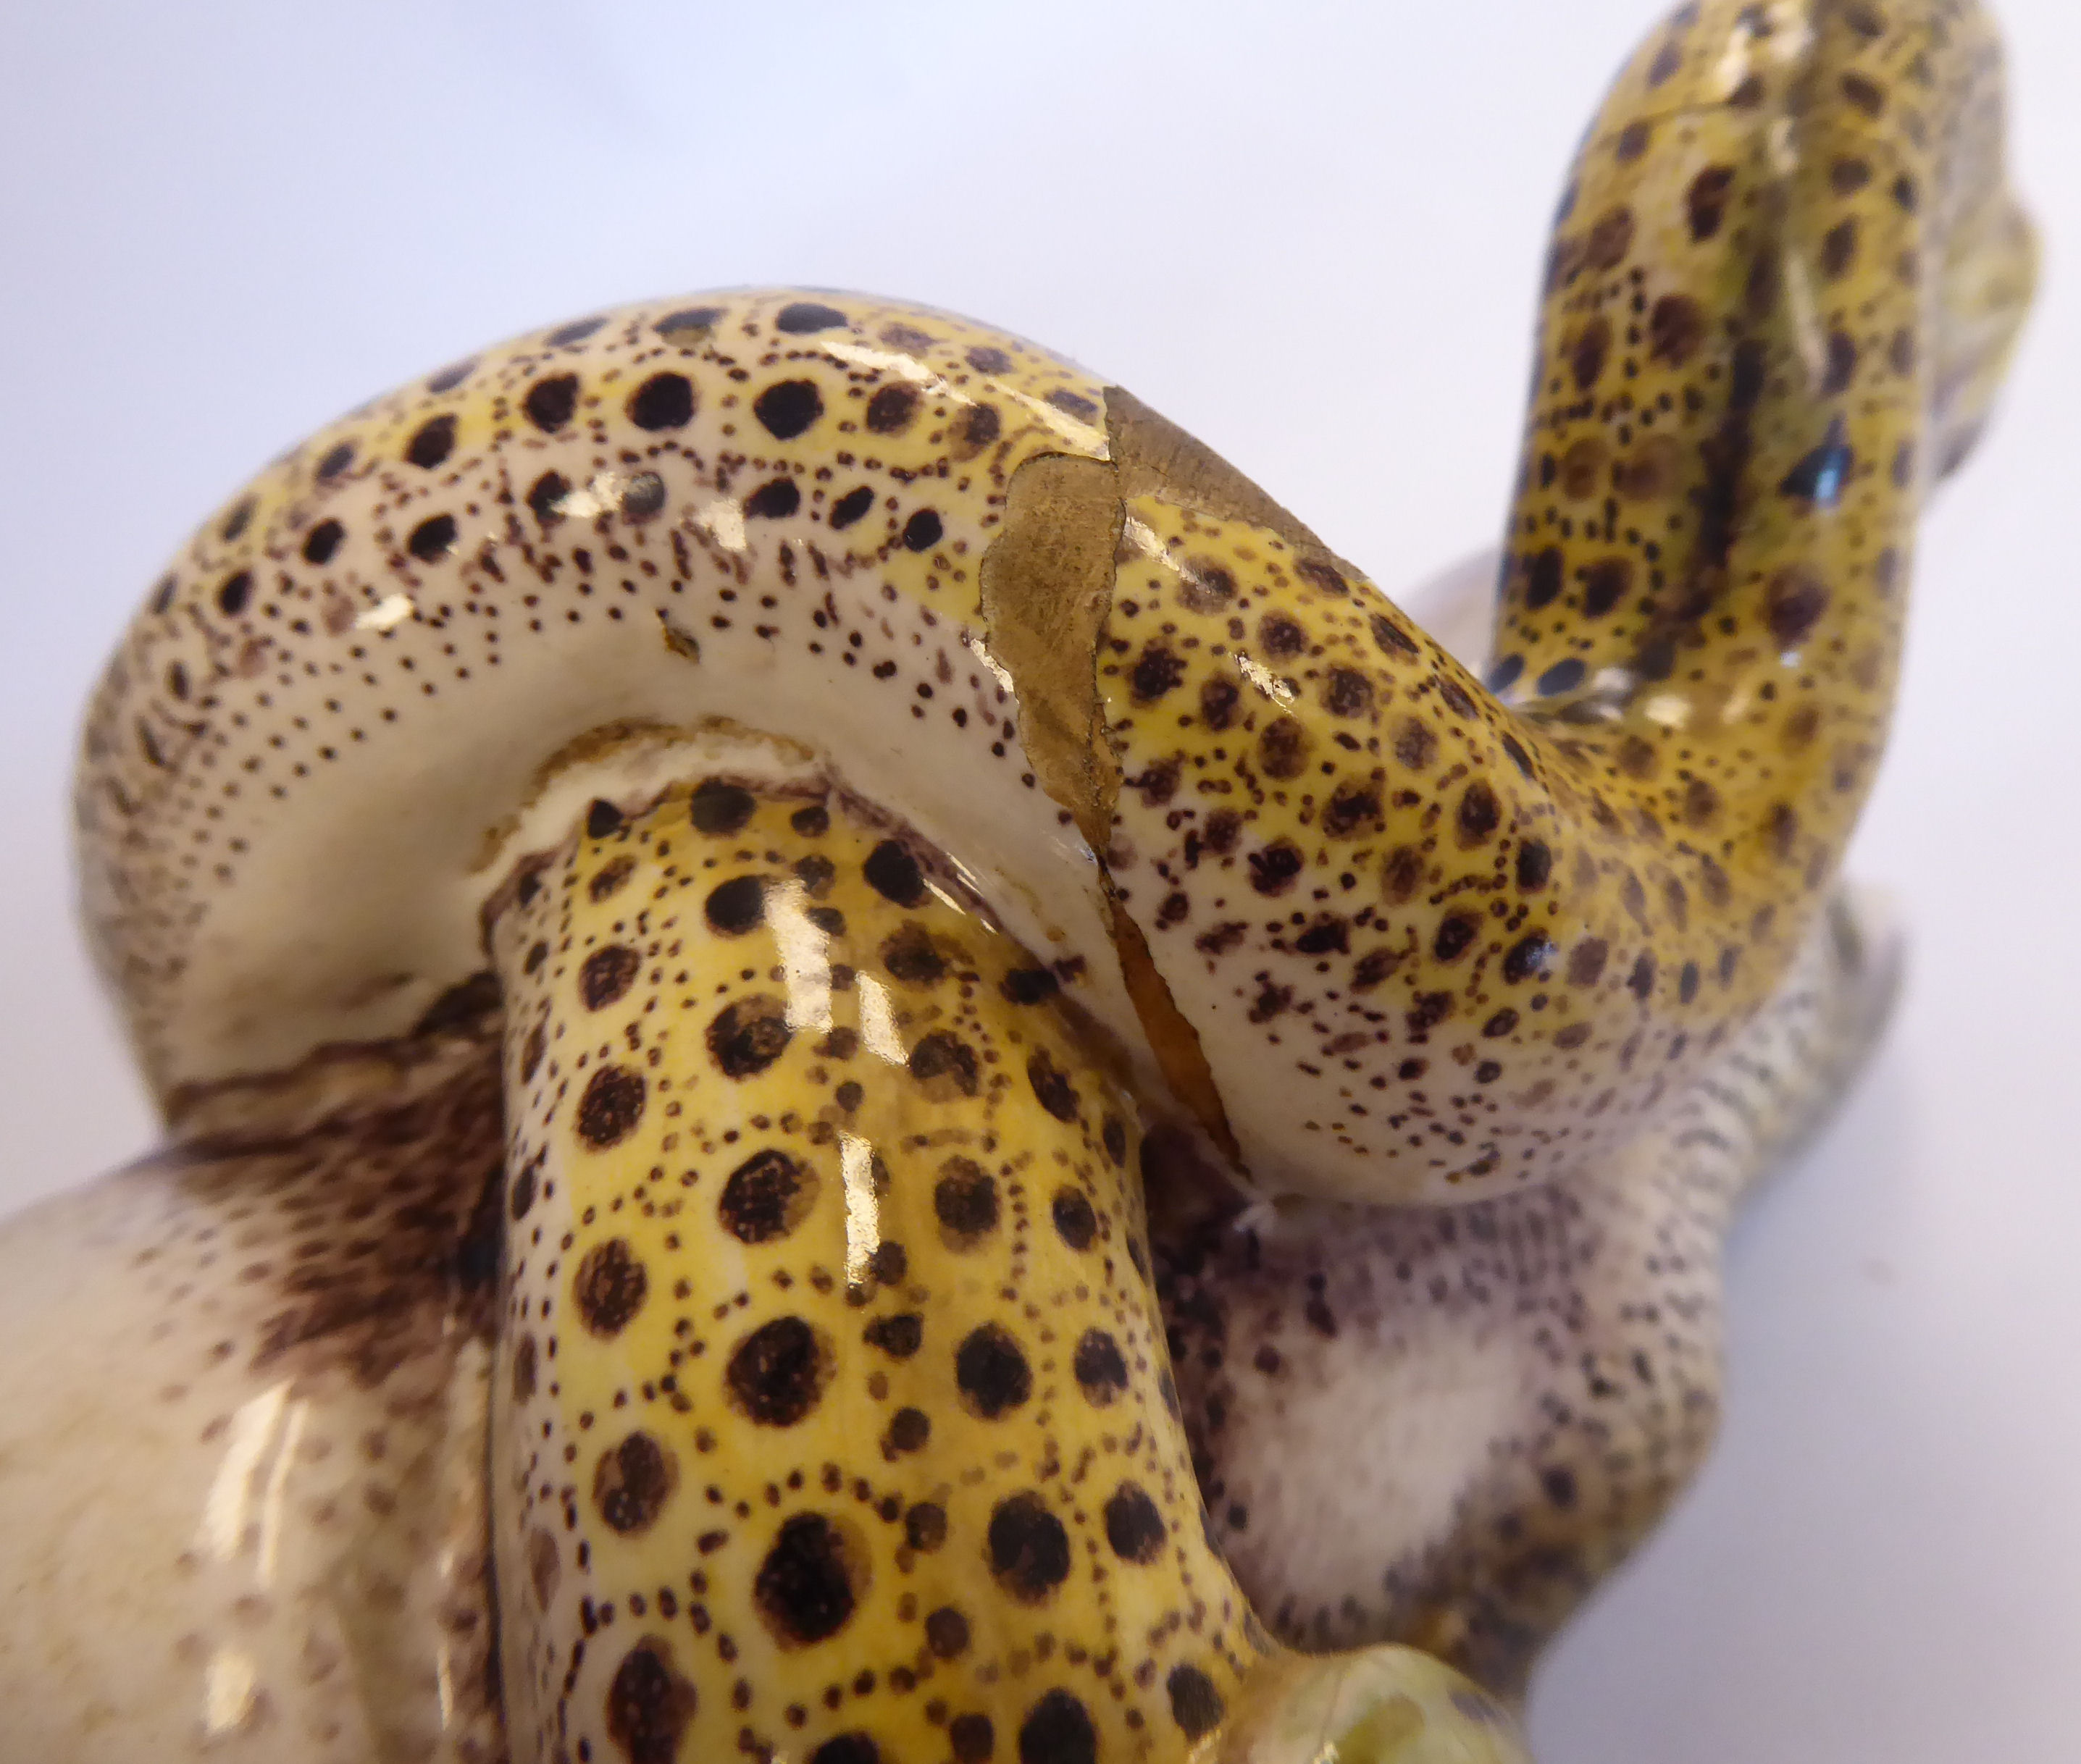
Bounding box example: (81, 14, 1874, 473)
(1, 3, 2075, 1757)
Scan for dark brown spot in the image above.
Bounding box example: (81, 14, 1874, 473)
(905, 1502, 948, 1553)
(1018, 1689, 1097, 1764)
(934, 1158, 999, 1246)
(1294, 915, 1348, 955)
(1247, 841, 1305, 896)
(776, 301, 849, 334)
(884, 1406, 931, 1456)
(689, 780, 756, 835)
(1558, 436, 1606, 499)
(705, 875, 768, 936)
(955, 403, 1002, 457)
(1687, 165, 1735, 241)
(1103, 1483, 1165, 1564)
(1001, 967, 1058, 1005)
(1524, 546, 1564, 610)
(300, 519, 345, 567)
(956, 1324, 1032, 1419)
(655, 304, 724, 343)
(1166, 1666, 1225, 1741)
(508, 1156, 539, 1221)
(743, 477, 797, 519)
(546, 314, 607, 346)
(1179, 559, 1236, 613)
(719, 1148, 817, 1244)
(1820, 217, 1859, 280)
(1352, 948, 1402, 990)
(925, 1605, 971, 1660)
(1646, 295, 1706, 371)
(1198, 675, 1241, 730)
(1585, 206, 1634, 269)
(910, 1031, 979, 1099)
(1258, 613, 1307, 657)
(866, 384, 918, 434)
(949, 1715, 993, 1763)
(577, 1065, 647, 1148)
(1840, 71, 1885, 117)
(1832, 156, 1873, 196)
(1516, 841, 1552, 891)
(864, 1314, 922, 1359)
(1570, 315, 1611, 391)
(1323, 668, 1373, 718)
(1323, 784, 1383, 838)
(811, 1736, 882, 1764)
(1457, 781, 1502, 845)
(1130, 642, 1186, 702)
(523, 374, 579, 432)
(1766, 566, 1830, 648)
(1257, 716, 1312, 781)
(605, 1638, 696, 1764)
(830, 486, 874, 529)
(1370, 612, 1419, 658)
(1503, 933, 1557, 983)
(1072, 1329, 1127, 1404)
(1579, 557, 1631, 618)
(405, 413, 455, 470)
(406, 513, 456, 561)
(580, 945, 642, 1011)
(1050, 1186, 1097, 1251)
(880, 923, 945, 988)
(863, 839, 925, 906)
(754, 1513, 863, 1646)
(1567, 938, 1609, 987)
(527, 472, 569, 526)
(988, 1492, 1069, 1601)
(753, 379, 823, 440)
(1383, 846, 1425, 904)
(574, 1238, 648, 1337)
(1391, 717, 1439, 773)
(708, 996, 791, 1080)
(1433, 915, 1478, 962)
(594, 1431, 677, 1537)
(1770, 802, 1801, 860)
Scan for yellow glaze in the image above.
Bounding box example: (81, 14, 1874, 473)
(3, 2, 2033, 1760)
(1097, 0, 2032, 1200)
(486, 780, 1523, 1762)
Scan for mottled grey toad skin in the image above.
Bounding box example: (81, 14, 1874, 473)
(1152, 886, 1901, 1702)
(0, 1013, 507, 1760)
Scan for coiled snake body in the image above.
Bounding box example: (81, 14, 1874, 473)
(0, 3, 2033, 1759)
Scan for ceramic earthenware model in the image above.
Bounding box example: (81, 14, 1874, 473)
(0, 1, 2033, 1760)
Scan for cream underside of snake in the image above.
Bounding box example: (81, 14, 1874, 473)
(0, 540, 1896, 1760)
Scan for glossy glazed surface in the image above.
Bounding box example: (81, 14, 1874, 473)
(0, 1, 2035, 1759)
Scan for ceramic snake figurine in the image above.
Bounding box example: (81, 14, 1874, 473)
(0, 1, 2034, 1758)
